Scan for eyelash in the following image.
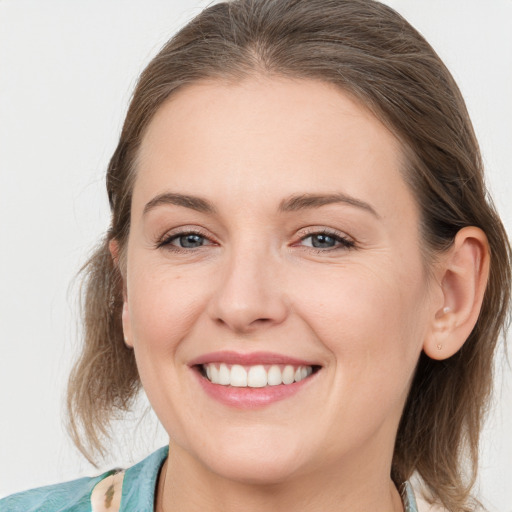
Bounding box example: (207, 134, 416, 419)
(156, 228, 355, 253)
(156, 229, 213, 252)
(297, 229, 355, 252)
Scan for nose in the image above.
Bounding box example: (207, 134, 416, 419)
(207, 243, 289, 334)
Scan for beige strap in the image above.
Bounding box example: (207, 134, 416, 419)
(90, 470, 125, 512)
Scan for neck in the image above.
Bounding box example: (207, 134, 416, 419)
(155, 442, 404, 512)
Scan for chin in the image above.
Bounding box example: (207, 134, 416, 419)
(183, 427, 313, 485)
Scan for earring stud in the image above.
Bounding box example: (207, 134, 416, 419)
(436, 343, 443, 351)
(442, 306, 451, 315)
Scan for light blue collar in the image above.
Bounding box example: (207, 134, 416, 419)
(401, 480, 419, 512)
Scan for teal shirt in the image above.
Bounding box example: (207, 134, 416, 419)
(0, 446, 418, 511)
(0, 447, 168, 512)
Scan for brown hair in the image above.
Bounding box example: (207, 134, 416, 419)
(67, 1, 511, 510)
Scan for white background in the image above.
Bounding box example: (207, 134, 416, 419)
(0, 1, 511, 510)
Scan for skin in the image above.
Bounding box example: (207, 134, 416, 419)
(116, 77, 489, 512)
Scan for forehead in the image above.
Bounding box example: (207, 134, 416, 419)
(134, 77, 416, 220)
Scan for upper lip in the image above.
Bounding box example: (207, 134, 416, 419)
(188, 351, 320, 367)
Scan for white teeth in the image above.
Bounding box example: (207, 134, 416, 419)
(247, 365, 267, 387)
(219, 363, 231, 385)
(210, 364, 219, 383)
(267, 365, 282, 386)
(202, 363, 314, 387)
(282, 365, 295, 385)
(230, 365, 247, 387)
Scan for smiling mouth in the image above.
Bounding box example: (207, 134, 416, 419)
(198, 363, 320, 388)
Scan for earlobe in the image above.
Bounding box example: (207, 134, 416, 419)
(109, 239, 120, 266)
(423, 227, 490, 360)
(122, 301, 134, 348)
(109, 239, 133, 347)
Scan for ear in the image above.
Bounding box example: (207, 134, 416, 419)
(109, 238, 121, 268)
(109, 239, 133, 348)
(423, 226, 490, 360)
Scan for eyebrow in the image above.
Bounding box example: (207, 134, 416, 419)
(143, 193, 216, 215)
(143, 191, 379, 218)
(279, 193, 380, 218)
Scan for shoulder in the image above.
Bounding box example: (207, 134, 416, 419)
(0, 472, 110, 512)
(0, 446, 169, 512)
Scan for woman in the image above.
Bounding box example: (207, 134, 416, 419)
(1, 0, 510, 511)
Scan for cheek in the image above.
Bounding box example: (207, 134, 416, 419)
(290, 260, 430, 454)
(126, 262, 208, 356)
(292, 257, 429, 383)
(124, 258, 213, 439)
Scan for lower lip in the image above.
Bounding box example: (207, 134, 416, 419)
(193, 368, 317, 409)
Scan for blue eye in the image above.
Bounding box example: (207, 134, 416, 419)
(307, 233, 336, 248)
(174, 233, 206, 248)
(158, 231, 211, 250)
(300, 232, 354, 250)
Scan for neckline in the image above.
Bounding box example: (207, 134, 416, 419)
(401, 481, 419, 512)
(91, 446, 419, 512)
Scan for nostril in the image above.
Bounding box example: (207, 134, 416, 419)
(251, 317, 272, 325)
(213, 314, 277, 333)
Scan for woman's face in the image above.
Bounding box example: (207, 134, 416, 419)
(122, 77, 438, 484)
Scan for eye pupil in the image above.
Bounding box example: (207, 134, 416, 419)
(180, 234, 204, 248)
(312, 234, 336, 248)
